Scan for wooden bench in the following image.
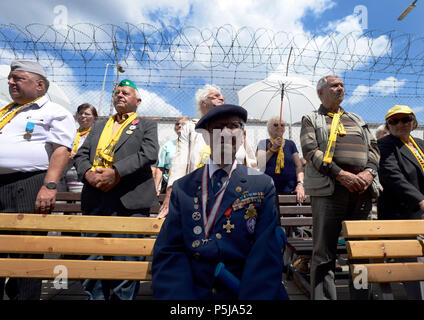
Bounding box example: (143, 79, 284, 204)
(54, 192, 166, 216)
(342, 219, 424, 300)
(0, 213, 164, 284)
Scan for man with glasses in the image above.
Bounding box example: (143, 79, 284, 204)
(300, 75, 380, 300)
(152, 104, 288, 300)
(158, 84, 257, 218)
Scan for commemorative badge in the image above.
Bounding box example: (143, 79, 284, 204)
(192, 240, 200, 248)
(244, 204, 257, 235)
(192, 211, 201, 221)
(193, 226, 202, 235)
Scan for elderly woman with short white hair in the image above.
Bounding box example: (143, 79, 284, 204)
(256, 115, 306, 203)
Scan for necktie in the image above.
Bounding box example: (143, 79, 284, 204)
(212, 169, 227, 194)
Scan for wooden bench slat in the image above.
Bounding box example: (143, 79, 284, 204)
(0, 213, 163, 234)
(52, 203, 82, 213)
(55, 192, 82, 201)
(347, 240, 424, 259)
(351, 262, 424, 283)
(0, 258, 152, 280)
(0, 235, 156, 256)
(280, 217, 312, 227)
(278, 194, 310, 204)
(342, 220, 424, 238)
(279, 206, 312, 215)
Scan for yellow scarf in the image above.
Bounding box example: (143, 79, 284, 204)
(72, 127, 91, 153)
(197, 144, 211, 168)
(91, 113, 138, 171)
(323, 111, 346, 164)
(404, 136, 424, 172)
(270, 137, 285, 174)
(0, 97, 42, 131)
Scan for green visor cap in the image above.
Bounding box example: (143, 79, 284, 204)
(118, 79, 137, 90)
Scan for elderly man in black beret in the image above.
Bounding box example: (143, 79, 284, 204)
(152, 104, 288, 300)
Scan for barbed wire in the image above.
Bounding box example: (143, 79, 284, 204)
(0, 23, 423, 119)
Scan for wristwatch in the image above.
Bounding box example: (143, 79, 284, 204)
(43, 182, 57, 190)
(365, 168, 377, 178)
(297, 180, 304, 185)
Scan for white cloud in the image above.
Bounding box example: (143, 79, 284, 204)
(412, 106, 424, 114)
(345, 76, 407, 105)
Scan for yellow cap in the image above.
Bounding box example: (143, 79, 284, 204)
(385, 105, 414, 120)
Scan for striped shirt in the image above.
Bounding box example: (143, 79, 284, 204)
(300, 105, 379, 178)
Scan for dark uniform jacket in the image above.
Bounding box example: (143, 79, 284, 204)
(152, 164, 287, 300)
(378, 134, 424, 220)
(74, 117, 159, 212)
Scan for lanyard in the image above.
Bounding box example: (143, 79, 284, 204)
(201, 160, 237, 239)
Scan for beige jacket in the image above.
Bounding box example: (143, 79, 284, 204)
(167, 119, 257, 187)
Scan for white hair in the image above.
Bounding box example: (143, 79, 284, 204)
(266, 115, 286, 136)
(316, 75, 340, 92)
(195, 84, 222, 117)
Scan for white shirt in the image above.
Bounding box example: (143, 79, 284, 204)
(0, 95, 76, 174)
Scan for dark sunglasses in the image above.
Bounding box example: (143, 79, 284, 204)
(387, 116, 413, 125)
(273, 122, 284, 127)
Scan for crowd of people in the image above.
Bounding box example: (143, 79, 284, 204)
(0, 59, 423, 301)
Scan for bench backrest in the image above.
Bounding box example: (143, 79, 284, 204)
(278, 194, 312, 228)
(0, 213, 164, 280)
(54, 192, 166, 215)
(342, 220, 424, 283)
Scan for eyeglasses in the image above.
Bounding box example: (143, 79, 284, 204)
(273, 122, 284, 127)
(209, 121, 244, 131)
(387, 116, 413, 125)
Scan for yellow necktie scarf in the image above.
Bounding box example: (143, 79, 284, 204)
(269, 137, 285, 174)
(197, 144, 211, 168)
(91, 113, 138, 171)
(0, 97, 42, 131)
(72, 127, 91, 153)
(404, 136, 424, 173)
(323, 111, 346, 164)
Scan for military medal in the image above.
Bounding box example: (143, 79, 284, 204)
(236, 186, 242, 193)
(126, 130, 133, 135)
(24, 121, 34, 140)
(222, 207, 234, 234)
(129, 125, 136, 130)
(131, 119, 139, 125)
(192, 240, 200, 248)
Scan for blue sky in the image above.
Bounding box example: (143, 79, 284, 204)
(0, 0, 422, 123)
